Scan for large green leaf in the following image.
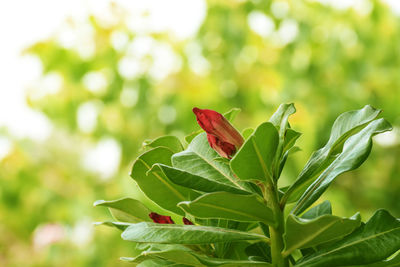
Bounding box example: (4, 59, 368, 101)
(121, 246, 203, 265)
(172, 133, 248, 191)
(283, 213, 361, 257)
(121, 222, 267, 244)
(122, 245, 271, 266)
(291, 118, 392, 215)
(348, 252, 400, 267)
(230, 122, 279, 182)
(143, 135, 184, 153)
(152, 164, 249, 195)
(198, 257, 272, 267)
(93, 198, 151, 223)
(295, 209, 400, 267)
(130, 147, 198, 215)
(282, 105, 382, 205)
(301, 200, 332, 219)
(178, 192, 276, 226)
(132, 259, 191, 267)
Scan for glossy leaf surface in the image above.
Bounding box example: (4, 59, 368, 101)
(283, 105, 382, 204)
(292, 118, 392, 215)
(121, 222, 267, 244)
(296, 210, 400, 267)
(269, 103, 296, 133)
(94, 198, 151, 223)
(301, 200, 332, 219)
(283, 213, 361, 256)
(172, 133, 247, 191)
(130, 147, 196, 215)
(178, 192, 275, 226)
(143, 135, 184, 153)
(153, 164, 249, 195)
(121, 246, 202, 265)
(230, 122, 279, 182)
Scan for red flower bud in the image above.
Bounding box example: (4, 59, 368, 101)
(182, 217, 194, 225)
(207, 134, 236, 159)
(149, 212, 174, 224)
(193, 107, 244, 158)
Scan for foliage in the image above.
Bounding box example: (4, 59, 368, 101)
(1, 0, 400, 266)
(96, 104, 399, 266)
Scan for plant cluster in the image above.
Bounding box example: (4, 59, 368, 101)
(95, 104, 400, 266)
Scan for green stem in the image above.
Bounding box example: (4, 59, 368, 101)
(265, 183, 288, 267)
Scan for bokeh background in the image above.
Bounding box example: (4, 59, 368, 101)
(1, 0, 400, 266)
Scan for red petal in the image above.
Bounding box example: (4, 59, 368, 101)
(183, 217, 194, 225)
(207, 134, 236, 159)
(193, 107, 244, 148)
(149, 212, 175, 224)
(192, 107, 223, 134)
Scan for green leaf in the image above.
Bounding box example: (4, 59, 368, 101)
(178, 192, 276, 226)
(121, 222, 267, 244)
(269, 103, 296, 131)
(143, 136, 184, 153)
(282, 129, 301, 153)
(348, 252, 400, 267)
(277, 144, 300, 179)
(93, 221, 132, 231)
(245, 242, 272, 262)
(296, 209, 400, 267)
(291, 118, 392, 215)
(153, 164, 250, 195)
(123, 251, 272, 267)
(172, 133, 248, 191)
(198, 258, 272, 267)
(282, 105, 382, 205)
(94, 198, 151, 223)
(283, 213, 361, 256)
(130, 147, 197, 215)
(242, 128, 254, 139)
(223, 241, 251, 260)
(268, 104, 298, 179)
(122, 243, 272, 267)
(121, 247, 203, 265)
(301, 200, 332, 219)
(224, 108, 241, 122)
(127, 258, 191, 267)
(230, 122, 279, 182)
(185, 130, 202, 144)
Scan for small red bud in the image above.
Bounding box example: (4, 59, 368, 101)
(193, 107, 244, 158)
(207, 134, 236, 159)
(182, 217, 194, 225)
(149, 212, 175, 224)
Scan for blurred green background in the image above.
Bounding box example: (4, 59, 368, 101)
(1, 0, 399, 266)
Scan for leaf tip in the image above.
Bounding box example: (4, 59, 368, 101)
(93, 200, 105, 207)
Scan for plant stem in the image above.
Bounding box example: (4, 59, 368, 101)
(265, 183, 289, 267)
